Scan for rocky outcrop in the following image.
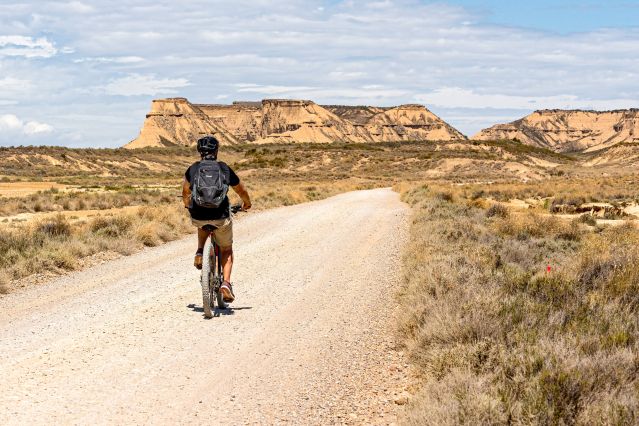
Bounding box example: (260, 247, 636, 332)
(473, 109, 639, 153)
(364, 104, 466, 141)
(196, 102, 263, 143)
(582, 143, 639, 167)
(126, 98, 240, 148)
(126, 98, 465, 148)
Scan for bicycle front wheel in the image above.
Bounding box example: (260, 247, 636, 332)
(200, 239, 213, 319)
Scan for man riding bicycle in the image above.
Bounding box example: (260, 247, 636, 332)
(182, 135, 252, 303)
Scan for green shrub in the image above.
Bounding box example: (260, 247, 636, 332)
(37, 214, 72, 237)
(90, 215, 133, 237)
(485, 203, 509, 218)
(399, 194, 639, 424)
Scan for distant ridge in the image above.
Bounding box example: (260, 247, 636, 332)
(125, 98, 466, 148)
(473, 109, 639, 153)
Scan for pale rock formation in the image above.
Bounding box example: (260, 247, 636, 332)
(197, 102, 263, 142)
(364, 104, 466, 141)
(125, 98, 465, 148)
(473, 109, 639, 153)
(126, 98, 240, 148)
(582, 142, 639, 167)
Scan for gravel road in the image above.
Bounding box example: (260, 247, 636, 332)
(0, 188, 410, 425)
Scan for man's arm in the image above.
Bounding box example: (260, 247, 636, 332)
(182, 178, 191, 208)
(231, 182, 252, 210)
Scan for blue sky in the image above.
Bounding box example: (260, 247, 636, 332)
(444, 0, 639, 32)
(0, 0, 638, 147)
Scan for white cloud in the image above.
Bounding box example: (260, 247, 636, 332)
(73, 56, 145, 64)
(0, 114, 54, 135)
(0, 114, 22, 130)
(0, 35, 57, 58)
(235, 83, 407, 101)
(0, 77, 32, 91)
(329, 71, 367, 80)
(24, 121, 54, 135)
(1, 0, 639, 146)
(102, 74, 190, 96)
(417, 88, 639, 111)
(59, 1, 94, 13)
(236, 84, 317, 95)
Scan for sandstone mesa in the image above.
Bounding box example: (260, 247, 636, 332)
(473, 109, 639, 153)
(125, 98, 466, 148)
(126, 98, 639, 154)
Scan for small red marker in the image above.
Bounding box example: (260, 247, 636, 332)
(547, 265, 552, 273)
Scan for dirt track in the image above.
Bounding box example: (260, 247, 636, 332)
(0, 189, 410, 425)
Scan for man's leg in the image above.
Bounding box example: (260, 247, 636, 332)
(219, 246, 235, 302)
(214, 219, 235, 303)
(197, 228, 209, 250)
(194, 228, 209, 269)
(220, 246, 233, 283)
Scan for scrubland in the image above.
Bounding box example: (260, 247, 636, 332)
(0, 141, 634, 296)
(1, 143, 432, 292)
(398, 185, 639, 424)
(2, 141, 639, 423)
(0, 205, 191, 294)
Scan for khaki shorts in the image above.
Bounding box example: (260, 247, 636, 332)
(191, 217, 233, 248)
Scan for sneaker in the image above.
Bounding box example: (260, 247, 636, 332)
(220, 281, 235, 303)
(194, 252, 203, 270)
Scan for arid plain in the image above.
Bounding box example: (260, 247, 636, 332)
(1, 98, 639, 424)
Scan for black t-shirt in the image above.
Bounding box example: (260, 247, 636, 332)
(185, 160, 240, 220)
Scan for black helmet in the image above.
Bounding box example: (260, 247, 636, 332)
(196, 135, 219, 157)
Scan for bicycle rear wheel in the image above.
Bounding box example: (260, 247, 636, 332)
(216, 282, 228, 309)
(200, 239, 213, 319)
(213, 243, 228, 310)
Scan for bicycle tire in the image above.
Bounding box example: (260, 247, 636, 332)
(213, 244, 228, 310)
(216, 282, 228, 309)
(200, 239, 213, 319)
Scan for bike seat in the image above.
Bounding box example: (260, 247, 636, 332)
(202, 224, 218, 232)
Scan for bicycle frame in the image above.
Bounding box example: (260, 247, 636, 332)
(201, 229, 226, 317)
(209, 237, 224, 296)
(200, 204, 242, 318)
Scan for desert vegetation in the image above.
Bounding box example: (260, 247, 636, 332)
(0, 186, 176, 217)
(0, 140, 570, 185)
(0, 141, 636, 295)
(0, 205, 192, 294)
(398, 185, 639, 424)
(2, 141, 639, 424)
(456, 175, 639, 206)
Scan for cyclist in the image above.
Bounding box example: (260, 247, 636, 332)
(182, 135, 252, 303)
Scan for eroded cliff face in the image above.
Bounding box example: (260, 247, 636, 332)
(473, 110, 639, 153)
(126, 98, 240, 148)
(197, 103, 263, 142)
(125, 98, 465, 148)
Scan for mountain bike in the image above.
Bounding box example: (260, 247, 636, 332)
(201, 204, 243, 319)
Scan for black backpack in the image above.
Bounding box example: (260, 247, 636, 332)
(191, 160, 229, 208)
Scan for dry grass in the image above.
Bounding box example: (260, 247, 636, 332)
(0, 205, 192, 290)
(0, 270, 9, 294)
(0, 141, 560, 219)
(0, 140, 571, 186)
(1, 143, 393, 292)
(399, 186, 639, 424)
(455, 175, 639, 206)
(0, 186, 176, 217)
(3, 142, 639, 422)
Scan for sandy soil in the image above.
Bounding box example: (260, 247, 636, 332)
(503, 200, 639, 227)
(1, 205, 141, 227)
(0, 182, 68, 198)
(0, 189, 411, 425)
